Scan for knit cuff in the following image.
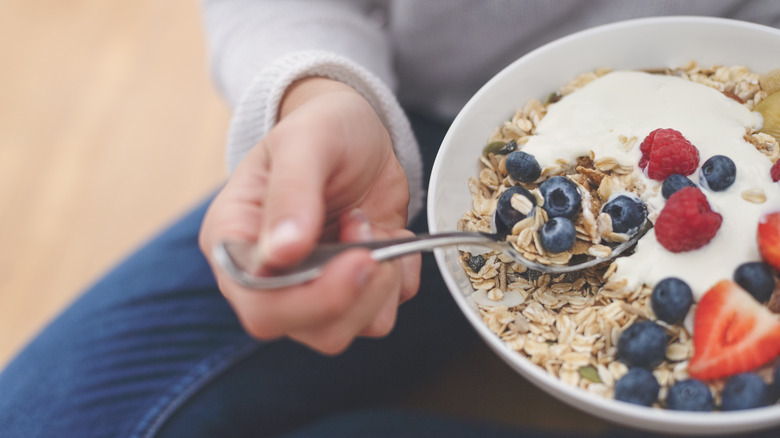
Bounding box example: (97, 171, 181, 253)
(226, 50, 424, 221)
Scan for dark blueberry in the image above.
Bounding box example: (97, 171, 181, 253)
(539, 176, 581, 219)
(614, 368, 660, 407)
(467, 254, 486, 273)
(496, 186, 536, 229)
(617, 321, 667, 369)
(661, 174, 697, 199)
(721, 373, 772, 411)
(601, 194, 647, 234)
(493, 212, 510, 237)
(776, 361, 780, 386)
(651, 278, 694, 324)
(772, 363, 780, 402)
(699, 155, 736, 192)
(665, 379, 714, 412)
(539, 217, 576, 254)
(505, 151, 541, 183)
(734, 262, 776, 303)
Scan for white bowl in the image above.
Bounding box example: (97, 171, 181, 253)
(428, 16, 780, 436)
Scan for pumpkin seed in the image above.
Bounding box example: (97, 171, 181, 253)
(578, 365, 602, 383)
(482, 139, 518, 157)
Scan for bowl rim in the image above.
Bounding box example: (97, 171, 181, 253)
(428, 15, 780, 435)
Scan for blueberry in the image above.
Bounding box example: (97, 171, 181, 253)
(772, 363, 780, 402)
(467, 254, 486, 273)
(651, 278, 694, 324)
(734, 262, 776, 303)
(721, 373, 771, 411)
(539, 217, 576, 254)
(699, 155, 736, 192)
(601, 194, 647, 234)
(614, 368, 660, 407)
(505, 151, 541, 183)
(617, 321, 667, 369)
(493, 212, 510, 237)
(496, 186, 536, 229)
(665, 379, 714, 412)
(661, 174, 697, 199)
(539, 176, 581, 219)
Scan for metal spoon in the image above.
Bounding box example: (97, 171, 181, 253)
(213, 213, 651, 290)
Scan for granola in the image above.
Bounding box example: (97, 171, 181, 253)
(459, 62, 780, 408)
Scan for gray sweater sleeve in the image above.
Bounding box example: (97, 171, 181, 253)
(201, 0, 424, 220)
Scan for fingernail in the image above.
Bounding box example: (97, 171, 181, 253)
(349, 208, 374, 242)
(260, 219, 301, 259)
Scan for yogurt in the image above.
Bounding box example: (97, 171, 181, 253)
(521, 70, 777, 299)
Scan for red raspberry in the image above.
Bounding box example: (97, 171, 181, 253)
(771, 160, 780, 182)
(655, 187, 722, 253)
(638, 128, 700, 181)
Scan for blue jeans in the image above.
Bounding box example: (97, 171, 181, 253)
(0, 196, 510, 437)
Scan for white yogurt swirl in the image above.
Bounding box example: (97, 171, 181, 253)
(521, 70, 776, 299)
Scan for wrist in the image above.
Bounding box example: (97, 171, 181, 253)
(279, 77, 360, 120)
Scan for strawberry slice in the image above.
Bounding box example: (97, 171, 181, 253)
(758, 211, 780, 271)
(689, 280, 780, 380)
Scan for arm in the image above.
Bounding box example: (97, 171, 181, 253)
(198, 1, 423, 354)
(201, 0, 423, 218)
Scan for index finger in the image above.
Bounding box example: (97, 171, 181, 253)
(220, 247, 379, 339)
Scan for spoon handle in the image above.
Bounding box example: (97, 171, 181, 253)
(214, 222, 649, 290)
(214, 232, 502, 289)
(364, 231, 503, 261)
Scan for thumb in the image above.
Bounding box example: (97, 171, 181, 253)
(256, 139, 330, 269)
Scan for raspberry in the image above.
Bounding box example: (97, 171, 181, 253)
(638, 128, 700, 181)
(655, 187, 722, 252)
(771, 160, 780, 182)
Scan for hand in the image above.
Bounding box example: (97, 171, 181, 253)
(199, 78, 421, 354)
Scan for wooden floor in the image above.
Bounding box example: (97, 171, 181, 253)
(0, 0, 607, 433)
(0, 0, 228, 367)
